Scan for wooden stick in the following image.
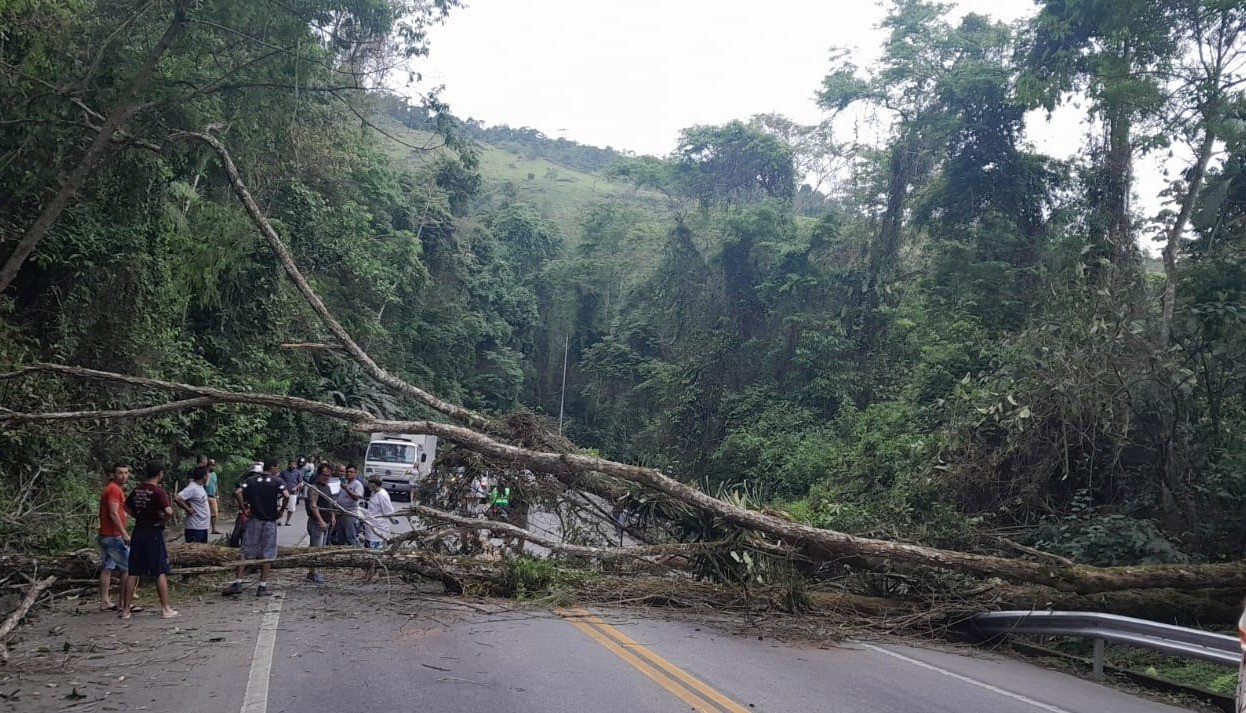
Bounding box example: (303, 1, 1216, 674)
(0, 575, 56, 663)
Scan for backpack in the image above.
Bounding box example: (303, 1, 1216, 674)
(227, 511, 248, 548)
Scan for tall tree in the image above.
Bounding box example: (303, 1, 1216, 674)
(1024, 0, 1179, 273)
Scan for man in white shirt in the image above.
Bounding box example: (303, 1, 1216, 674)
(363, 476, 397, 548)
(174, 467, 212, 543)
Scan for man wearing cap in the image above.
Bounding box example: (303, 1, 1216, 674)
(223, 460, 288, 597)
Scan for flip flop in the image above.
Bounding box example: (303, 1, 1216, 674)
(100, 604, 119, 611)
(129, 606, 145, 613)
(160, 610, 180, 619)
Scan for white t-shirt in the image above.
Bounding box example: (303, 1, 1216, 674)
(365, 488, 396, 542)
(177, 481, 211, 531)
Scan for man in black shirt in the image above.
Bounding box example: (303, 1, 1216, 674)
(223, 459, 289, 597)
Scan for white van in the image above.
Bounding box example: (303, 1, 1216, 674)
(364, 433, 437, 500)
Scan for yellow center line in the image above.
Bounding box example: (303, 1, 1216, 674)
(557, 608, 752, 713)
(558, 610, 720, 712)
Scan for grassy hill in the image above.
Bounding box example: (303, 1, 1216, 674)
(375, 117, 669, 248)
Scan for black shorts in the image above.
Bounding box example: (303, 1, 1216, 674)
(129, 527, 171, 577)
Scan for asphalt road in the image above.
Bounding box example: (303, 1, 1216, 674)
(249, 593, 1191, 713)
(253, 500, 1195, 713)
(13, 507, 1193, 713)
(3, 569, 1199, 713)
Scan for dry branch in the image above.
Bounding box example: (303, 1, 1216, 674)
(0, 575, 56, 662)
(397, 503, 730, 561)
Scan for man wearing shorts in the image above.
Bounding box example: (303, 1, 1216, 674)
(120, 462, 178, 619)
(205, 458, 221, 534)
(223, 459, 288, 597)
(97, 463, 130, 611)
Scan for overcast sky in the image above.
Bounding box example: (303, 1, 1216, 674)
(415, 0, 1046, 156)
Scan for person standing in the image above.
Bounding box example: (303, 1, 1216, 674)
(363, 476, 397, 549)
(120, 462, 178, 620)
(469, 472, 489, 517)
(279, 459, 303, 526)
(303, 464, 336, 583)
(97, 463, 130, 611)
(174, 466, 211, 543)
(334, 465, 364, 546)
(205, 458, 221, 534)
(223, 460, 288, 597)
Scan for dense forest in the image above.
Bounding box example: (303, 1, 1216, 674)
(2, 0, 1246, 579)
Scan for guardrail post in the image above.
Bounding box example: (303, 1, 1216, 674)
(1092, 638, 1105, 680)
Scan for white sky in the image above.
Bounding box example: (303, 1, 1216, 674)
(416, 0, 1046, 156)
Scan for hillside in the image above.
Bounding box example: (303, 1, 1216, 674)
(374, 116, 670, 248)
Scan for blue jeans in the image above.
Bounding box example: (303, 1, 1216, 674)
(307, 520, 330, 547)
(335, 515, 358, 546)
(98, 535, 129, 571)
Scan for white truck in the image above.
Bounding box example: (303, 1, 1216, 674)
(364, 433, 437, 500)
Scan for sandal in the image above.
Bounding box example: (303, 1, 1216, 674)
(100, 604, 119, 611)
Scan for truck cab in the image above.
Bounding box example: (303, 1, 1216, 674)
(364, 433, 437, 500)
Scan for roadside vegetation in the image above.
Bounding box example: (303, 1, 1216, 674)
(3, 2, 1246, 697)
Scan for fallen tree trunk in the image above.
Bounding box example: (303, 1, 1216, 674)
(989, 584, 1245, 629)
(0, 546, 510, 595)
(8, 367, 1246, 594)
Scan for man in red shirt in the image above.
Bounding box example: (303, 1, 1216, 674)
(97, 463, 130, 611)
(119, 462, 178, 619)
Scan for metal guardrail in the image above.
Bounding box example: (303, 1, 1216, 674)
(970, 611, 1241, 680)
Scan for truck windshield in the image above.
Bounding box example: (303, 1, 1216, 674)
(366, 443, 416, 464)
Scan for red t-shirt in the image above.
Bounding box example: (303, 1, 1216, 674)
(126, 482, 171, 529)
(98, 482, 128, 537)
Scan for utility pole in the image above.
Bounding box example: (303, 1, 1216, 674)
(558, 335, 569, 435)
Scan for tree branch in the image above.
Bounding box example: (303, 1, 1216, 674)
(169, 130, 489, 431)
(0, 575, 56, 663)
(0, 2, 191, 295)
(0, 397, 217, 424)
(397, 503, 735, 562)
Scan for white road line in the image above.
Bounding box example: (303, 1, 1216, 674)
(859, 643, 1078, 713)
(241, 596, 284, 713)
